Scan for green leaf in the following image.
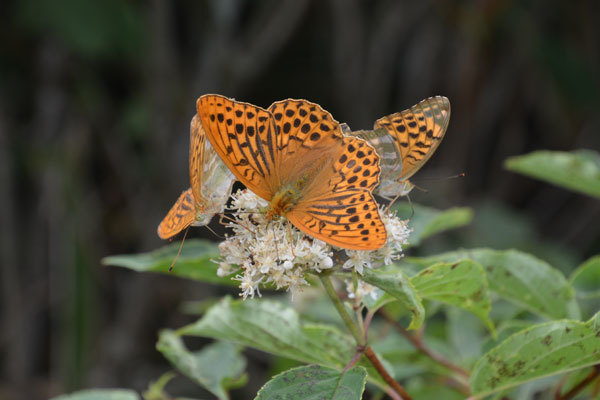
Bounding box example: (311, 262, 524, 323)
(406, 248, 580, 320)
(102, 239, 237, 286)
(470, 312, 600, 397)
(51, 390, 140, 400)
(156, 330, 247, 400)
(393, 202, 473, 246)
(179, 297, 352, 367)
(178, 297, 386, 387)
(570, 255, 600, 299)
(142, 372, 175, 400)
(411, 260, 494, 334)
(255, 365, 367, 400)
(504, 150, 600, 198)
(361, 267, 425, 330)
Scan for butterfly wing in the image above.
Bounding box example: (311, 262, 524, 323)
(189, 115, 207, 206)
(192, 114, 236, 218)
(350, 128, 402, 191)
(268, 99, 386, 250)
(197, 95, 277, 200)
(374, 96, 450, 180)
(157, 188, 196, 239)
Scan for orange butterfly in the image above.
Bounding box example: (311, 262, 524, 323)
(349, 96, 450, 199)
(157, 114, 236, 239)
(197, 95, 386, 250)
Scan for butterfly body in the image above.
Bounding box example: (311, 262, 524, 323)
(198, 95, 387, 250)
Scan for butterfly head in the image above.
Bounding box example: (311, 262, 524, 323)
(193, 210, 215, 226)
(377, 179, 415, 200)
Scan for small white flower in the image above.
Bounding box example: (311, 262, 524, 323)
(236, 273, 262, 299)
(216, 262, 233, 277)
(376, 244, 397, 265)
(343, 250, 373, 275)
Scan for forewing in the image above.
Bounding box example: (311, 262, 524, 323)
(189, 115, 207, 205)
(267, 99, 345, 184)
(197, 95, 277, 200)
(374, 96, 450, 180)
(157, 189, 196, 239)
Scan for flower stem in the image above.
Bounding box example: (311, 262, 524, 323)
(556, 365, 600, 400)
(381, 309, 470, 380)
(319, 274, 412, 400)
(319, 274, 364, 345)
(365, 346, 413, 400)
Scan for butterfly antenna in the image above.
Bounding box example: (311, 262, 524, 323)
(412, 183, 429, 193)
(169, 226, 190, 272)
(386, 191, 403, 213)
(413, 172, 466, 181)
(407, 194, 415, 219)
(205, 224, 225, 239)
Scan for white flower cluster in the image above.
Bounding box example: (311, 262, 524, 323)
(216, 189, 411, 299)
(342, 209, 411, 273)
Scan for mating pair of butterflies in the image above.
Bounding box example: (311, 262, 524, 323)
(157, 95, 450, 250)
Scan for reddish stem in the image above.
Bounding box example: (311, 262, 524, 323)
(557, 365, 600, 400)
(364, 346, 413, 400)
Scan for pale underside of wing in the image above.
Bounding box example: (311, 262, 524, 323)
(194, 118, 236, 215)
(374, 96, 450, 181)
(190, 113, 235, 219)
(157, 188, 196, 239)
(189, 115, 207, 206)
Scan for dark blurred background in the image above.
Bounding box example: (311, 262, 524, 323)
(1, 0, 599, 399)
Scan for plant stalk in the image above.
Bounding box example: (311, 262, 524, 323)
(319, 274, 365, 345)
(557, 365, 600, 400)
(319, 274, 412, 400)
(381, 309, 470, 380)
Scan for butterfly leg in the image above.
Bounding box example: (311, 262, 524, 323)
(386, 191, 404, 213)
(286, 220, 296, 258)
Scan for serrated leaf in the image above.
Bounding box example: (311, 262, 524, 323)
(255, 365, 367, 400)
(470, 312, 600, 397)
(570, 255, 600, 299)
(411, 260, 494, 335)
(51, 390, 140, 400)
(361, 268, 425, 330)
(102, 239, 236, 285)
(156, 330, 246, 399)
(392, 202, 473, 246)
(504, 150, 600, 198)
(405, 248, 579, 320)
(177, 297, 386, 387)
